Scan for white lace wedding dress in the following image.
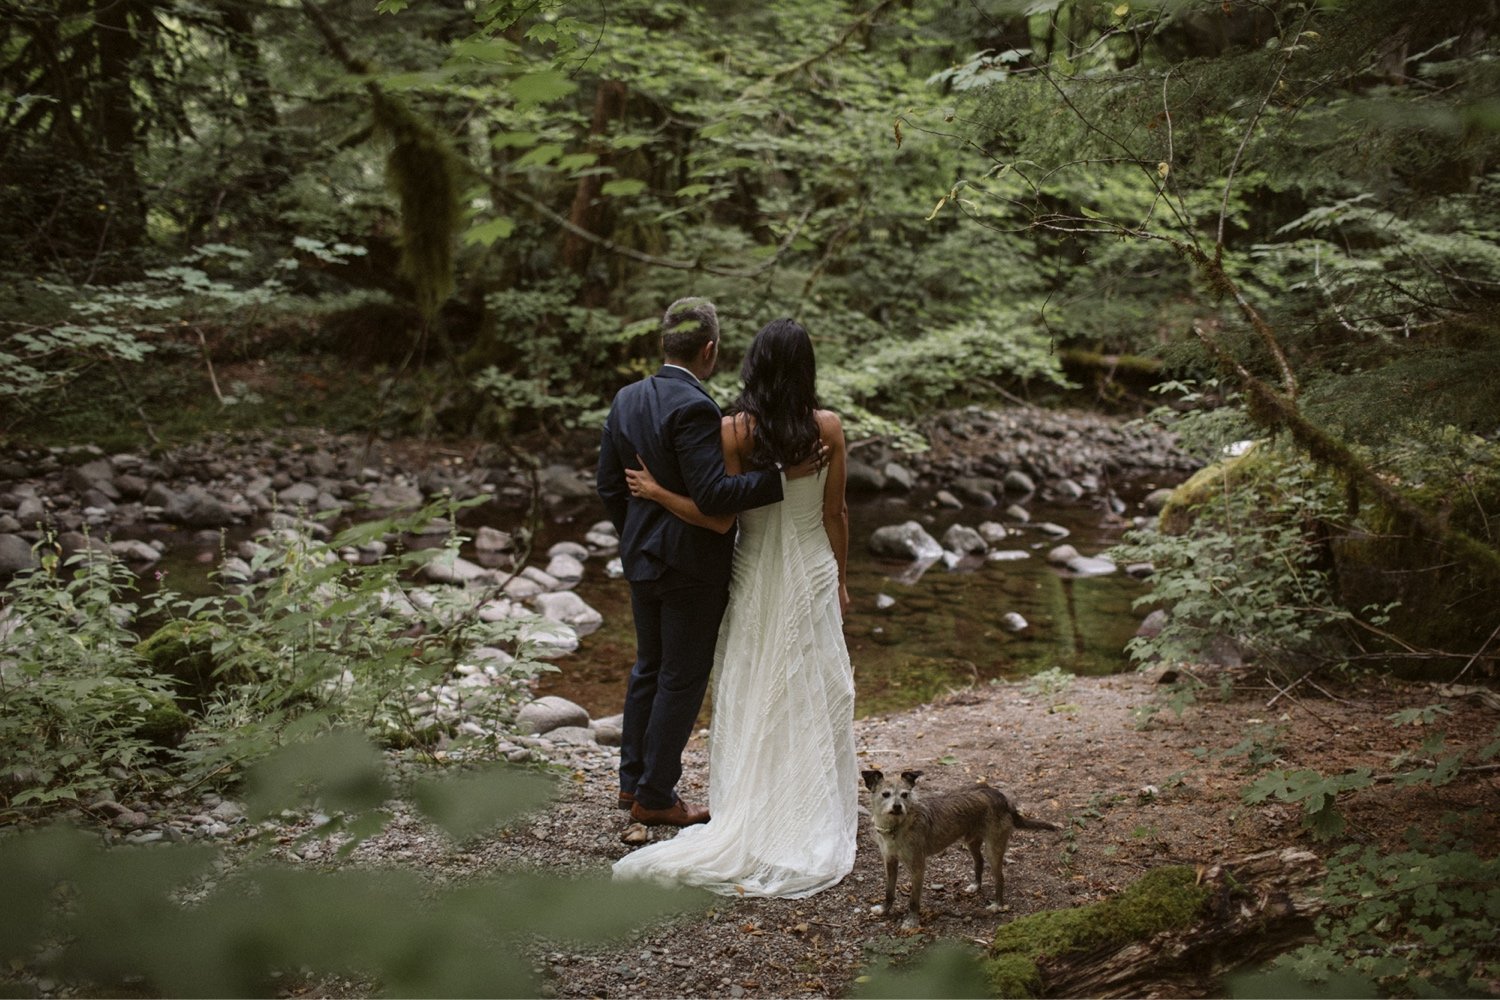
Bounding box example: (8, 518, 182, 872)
(612, 468, 858, 898)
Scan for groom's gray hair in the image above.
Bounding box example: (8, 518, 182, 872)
(661, 297, 719, 361)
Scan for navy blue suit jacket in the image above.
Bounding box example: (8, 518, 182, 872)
(597, 366, 783, 588)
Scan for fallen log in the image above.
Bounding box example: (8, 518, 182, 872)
(987, 848, 1327, 998)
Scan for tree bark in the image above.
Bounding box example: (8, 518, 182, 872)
(1034, 849, 1326, 998)
(560, 78, 628, 299)
(92, 0, 147, 250)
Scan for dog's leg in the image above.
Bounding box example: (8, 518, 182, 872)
(964, 837, 985, 895)
(983, 826, 1013, 913)
(872, 855, 899, 917)
(902, 854, 926, 929)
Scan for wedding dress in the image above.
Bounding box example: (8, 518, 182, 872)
(612, 468, 858, 898)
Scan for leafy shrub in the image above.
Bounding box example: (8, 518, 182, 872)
(1236, 835, 1500, 997)
(0, 553, 182, 815)
(0, 499, 559, 819)
(1111, 429, 1354, 672)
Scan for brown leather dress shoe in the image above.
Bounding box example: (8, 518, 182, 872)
(629, 799, 710, 827)
(617, 790, 635, 811)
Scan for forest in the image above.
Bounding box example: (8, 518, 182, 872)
(1, 0, 1498, 996)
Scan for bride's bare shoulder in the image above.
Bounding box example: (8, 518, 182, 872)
(814, 409, 844, 438)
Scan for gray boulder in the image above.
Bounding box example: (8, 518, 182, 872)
(882, 462, 915, 492)
(942, 523, 988, 556)
(868, 521, 943, 561)
(167, 486, 236, 528)
(845, 460, 887, 494)
(532, 590, 603, 637)
(0, 534, 37, 576)
(516, 695, 590, 736)
(951, 477, 1000, 506)
(1003, 470, 1036, 495)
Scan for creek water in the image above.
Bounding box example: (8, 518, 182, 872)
(139, 472, 1181, 722)
(532, 473, 1182, 720)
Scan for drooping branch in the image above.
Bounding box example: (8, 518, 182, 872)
(735, 0, 901, 103)
(503, 186, 812, 280)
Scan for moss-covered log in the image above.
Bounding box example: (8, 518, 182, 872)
(987, 849, 1326, 998)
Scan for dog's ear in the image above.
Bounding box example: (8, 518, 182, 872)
(861, 769, 883, 790)
(901, 769, 924, 785)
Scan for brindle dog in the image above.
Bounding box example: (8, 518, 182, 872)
(862, 769, 1060, 929)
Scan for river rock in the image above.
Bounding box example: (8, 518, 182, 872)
(1142, 488, 1174, 515)
(882, 462, 915, 492)
(532, 591, 603, 637)
(545, 553, 585, 587)
(0, 534, 37, 576)
(366, 481, 424, 511)
(1136, 609, 1168, 639)
(934, 490, 963, 509)
(942, 524, 988, 556)
(1003, 470, 1036, 495)
(845, 460, 886, 494)
(503, 575, 545, 600)
(543, 726, 598, 747)
(519, 619, 580, 658)
(1035, 522, 1070, 538)
(418, 553, 493, 585)
(1053, 478, 1085, 500)
(978, 521, 1008, 544)
(951, 477, 1000, 506)
(539, 464, 594, 500)
(474, 526, 513, 552)
(548, 541, 590, 561)
(14, 496, 47, 527)
(110, 539, 161, 564)
(591, 714, 624, 747)
(999, 612, 1028, 632)
(986, 549, 1030, 562)
(868, 521, 943, 561)
(166, 485, 236, 528)
(1046, 544, 1080, 565)
(1065, 554, 1117, 576)
(1004, 504, 1030, 523)
(277, 482, 320, 507)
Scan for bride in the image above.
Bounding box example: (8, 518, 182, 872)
(611, 318, 859, 899)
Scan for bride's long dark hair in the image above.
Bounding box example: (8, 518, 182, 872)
(730, 318, 821, 471)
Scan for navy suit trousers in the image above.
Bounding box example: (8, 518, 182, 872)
(620, 570, 729, 810)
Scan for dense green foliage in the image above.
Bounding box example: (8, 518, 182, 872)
(0, 500, 555, 821)
(2, 1, 1498, 995)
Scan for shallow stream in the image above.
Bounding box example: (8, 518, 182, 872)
(534, 474, 1182, 720)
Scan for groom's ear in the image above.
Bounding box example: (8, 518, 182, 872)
(861, 769, 883, 790)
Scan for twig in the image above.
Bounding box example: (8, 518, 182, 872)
(195, 326, 226, 406)
(503, 186, 812, 279)
(1453, 621, 1500, 683)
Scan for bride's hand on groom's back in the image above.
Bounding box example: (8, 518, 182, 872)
(784, 443, 830, 481)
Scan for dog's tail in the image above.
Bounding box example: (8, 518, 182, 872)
(1014, 812, 1062, 832)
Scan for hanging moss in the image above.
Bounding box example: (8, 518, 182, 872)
(371, 90, 464, 320)
(985, 866, 1210, 998)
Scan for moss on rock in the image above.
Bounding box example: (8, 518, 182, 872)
(985, 866, 1209, 998)
(136, 619, 231, 697)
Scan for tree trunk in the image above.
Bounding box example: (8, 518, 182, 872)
(560, 78, 628, 301)
(92, 0, 147, 251)
(1035, 849, 1326, 998)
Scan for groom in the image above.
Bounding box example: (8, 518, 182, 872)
(597, 298, 812, 827)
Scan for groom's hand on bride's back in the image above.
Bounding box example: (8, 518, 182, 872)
(783, 443, 829, 480)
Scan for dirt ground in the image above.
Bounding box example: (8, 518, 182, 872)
(335, 666, 1498, 999)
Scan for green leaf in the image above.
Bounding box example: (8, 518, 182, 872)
(243, 731, 389, 820)
(463, 217, 517, 247)
(409, 767, 555, 842)
(600, 178, 647, 198)
(509, 70, 577, 107)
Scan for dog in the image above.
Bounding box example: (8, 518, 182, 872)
(862, 768, 1060, 929)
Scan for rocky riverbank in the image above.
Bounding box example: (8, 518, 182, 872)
(0, 404, 1190, 579)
